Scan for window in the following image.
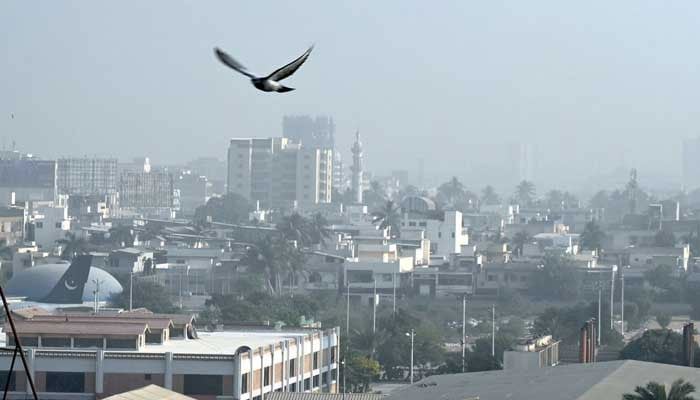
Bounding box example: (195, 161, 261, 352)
(322, 371, 328, 385)
(42, 337, 71, 347)
(46, 372, 85, 393)
(36, 222, 43, 229)
(55, 222, 62, 229)
(74, 338, 102, 348)
(409, 222, 416, 227)
(183, 375, 222, 396)
(18, 336, 38, 347)
(264, 366, 271, 386)
(330, 347, 336, 364)
(382, 273, 393, 282)
(289, 359, 296, 377)
(487, 274, 496, 282)
(0, 372, 16, 391)
(290, 383, 296, 392)
(419, 222, 427, 227)
(451, 232, 455, 238)
(304, 378, 311, 391)
(144, 374, 152, 381)
(313, 352, 319, 369)
(146, 332, 162, 344)
(241, 373, 249, 393)
(313, 375, 319, 388)
(438, 232, 442, 238)
(106, 338, 136, 349)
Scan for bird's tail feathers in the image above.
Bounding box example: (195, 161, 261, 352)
(278, 86, 295, 93)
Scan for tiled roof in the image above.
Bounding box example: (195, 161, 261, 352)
(9, 321, 149, 336)
(103, 384, 196, 400)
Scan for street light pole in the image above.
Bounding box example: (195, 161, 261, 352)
(597, 287, 602, 346)
(461, 295, 466, 373)
(491, 305, 495, 357)
(406, 329, 415, 384)
(621, 269, 625, 336)
(129, 271, 134, 311)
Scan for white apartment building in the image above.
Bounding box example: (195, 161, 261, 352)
(401, 211, 469, 257)
(227, 138, 332, 210)
(2, 309, 339, 400)
(30, 202, 71, 251)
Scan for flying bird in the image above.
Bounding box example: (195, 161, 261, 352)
(214, 45, 314, 93)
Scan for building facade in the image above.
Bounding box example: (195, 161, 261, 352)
(227, 138, 332, 210)
(118, 172, 174, 209)
(2, 310, 339, 400)
(0, 159, 57, 204)
(57, 158, 118, 196)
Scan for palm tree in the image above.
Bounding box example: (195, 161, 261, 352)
(623, 379, 696, 400)
(56, 232, 89, 261)
(438, 176, 466, 208)
(308, 213, 331, 246)
(372, 200, 402, 237)
(481, 185, 500, 206)
(510, 231, 531, 257)
(515, 180, 536, 207)
(276, 213, 313, 247)
(108, 225, 134, 248)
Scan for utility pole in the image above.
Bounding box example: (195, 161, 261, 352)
(406, 329, 415, 384)
(372, 279, 377, 335)
(491, 305, 495, 357)
(392, 272, 396, 314)
(462, 295, 467, 373)
(129, 271, 134, 311)
(621, 270, 625, 336)
(610, 267, 615, 330)
(597, 287, 602, 346)
(346, 282, 350, 340)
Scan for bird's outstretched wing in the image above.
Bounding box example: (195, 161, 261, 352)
(266, 45, 313, 82)
(214, 48, 256, 78)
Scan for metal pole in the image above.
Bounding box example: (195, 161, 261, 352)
(491, 305, 495, 357)
(372, 280, 377, 335)
(621, 270, 625, 336)
(597, 288, 602, 346)
(461, 295, 466, 373)
(392, 272, 396, 314)
(0, 285, 38, 399)
(129, 271, 133, 311)
(409, 329, 414, 384)
(346, 283, 350, 340)
(610, 268, 615, 330)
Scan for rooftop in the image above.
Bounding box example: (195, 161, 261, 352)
(387, 360, 700, 400)
(138, 330, 311, 355)
(103, 384, 196, 400)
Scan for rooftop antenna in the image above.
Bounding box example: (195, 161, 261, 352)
(0, 284, 38, 399)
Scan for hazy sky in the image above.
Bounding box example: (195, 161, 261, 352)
(2, 1, 700, 193)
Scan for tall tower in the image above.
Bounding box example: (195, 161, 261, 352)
(351, 131, 363, 204)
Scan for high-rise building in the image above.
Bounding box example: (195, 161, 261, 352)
(332, 152, 344, 192)
(351, 131, 363, 204)
(227, 138, 332, 210)
(282, 115, 335, 149)
(518, 143, 535, 183)
(119, 171, 173, 208)
(682, 137, 700, 192)
(0, 159, 57, 204)
(57, 157, 118, 196)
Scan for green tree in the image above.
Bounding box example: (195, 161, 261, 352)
(56, 232, 89, 261)
(514, 180, 536, 207)
(656, 314, 671, 329)
(108, 225, 134, 248)
(112, 280, 178, 313)
(645, 265, 675, 291)
(343, 352, 380, 393)
(197, 304, 222, 330)
(620, 329, 696, 366)
(372, 200, 402, 238)
(193, 193, 252, 225)
(623, 379, 696, 400)
(481, 185, 500, 206)
(529, 253, 582, 300)
(437, 176, 466, 207)
(510, 231, 531, 257)
(276, 213, 313, 247)
(581, 220, 606, 253)
(245, 237, 304, 295)
(308, 213, 331, 246)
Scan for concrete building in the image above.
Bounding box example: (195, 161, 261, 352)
(282, 115, 335, 150)
(28, 202, 71, 251)
(503, 335, 560, 371)
(118, 171, 174, 218)
(401, 211, 469, 258)
(350, 132, 363, 204)
(0, 206, 26, 245)
(387, 360, 700, 400)
(174, 172, 210, 217)
(57, 158, 118, 196)
(2, 309, 339, 400)
(0, 159, 57, 204)
(227, 138, 332, 210)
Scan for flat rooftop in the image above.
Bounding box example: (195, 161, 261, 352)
(138, 330, 312, 355)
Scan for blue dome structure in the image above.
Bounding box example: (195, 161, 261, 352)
(6, 263, 123, 302)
